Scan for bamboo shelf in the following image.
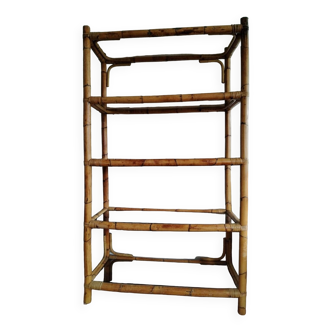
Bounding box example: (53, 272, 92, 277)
(83, 17, 249, 315)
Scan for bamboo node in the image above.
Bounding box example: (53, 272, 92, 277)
(89, 281, 103, 290)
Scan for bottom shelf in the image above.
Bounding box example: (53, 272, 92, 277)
(83, 255, 248, 317)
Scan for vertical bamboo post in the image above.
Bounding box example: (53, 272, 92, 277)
(224, 53, 232, 261)
(101, 62, 111, 281)
(83, 25, 93, 304)
(238, 17, 249, 315)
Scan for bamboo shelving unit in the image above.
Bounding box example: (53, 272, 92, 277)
(83, 17, 249, 315)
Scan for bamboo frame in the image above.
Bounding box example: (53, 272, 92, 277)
(82, 18, 249, 315)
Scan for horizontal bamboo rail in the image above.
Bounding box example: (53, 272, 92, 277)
(89, 91, 245, 105)
(226, 210, 240, 224)
(103, 53, 226, 65)
(108, 254, 227, 265)
(87, 158, 244, 167)
(88, 25, 242, 41)
(88, 281, 242, 298)
(88, 221, 245, 232)
(97, 100, 240, 115)
(108, 207, 226, 214)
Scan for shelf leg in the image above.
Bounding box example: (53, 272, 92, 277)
(224, 50, 233, 266)
(238, 17, 249, 316)
(101, 62, 111, 271)
(83, 25, 92, 304)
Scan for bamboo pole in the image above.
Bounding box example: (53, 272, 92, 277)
(83, 25, 92, 304)
(108, 207, 225, 214)
(90, 25, 242, 41)
(101, 62, 111, 279)
(100, 101, 239, 114)
(87, 157, 244, 167)
(88, 221, 245, 232)
(238, 17, 249, 316)
(224, 53, 233, 269)
(103, 53, 226, 65)
(97, 47, 237, 67)
(89, 91, 245, 104)
(109, 255, 226, 266)
(89, 281, 242, 298)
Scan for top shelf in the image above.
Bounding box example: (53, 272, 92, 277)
(90, 24, 242, 42)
